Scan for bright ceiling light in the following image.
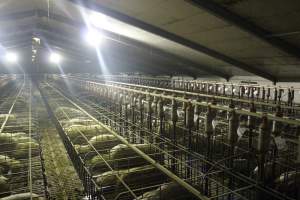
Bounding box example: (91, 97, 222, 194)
(49, 52, 62, 64)
(84, 29, 104, 47)
(5, 52, 18, 63)
(89, 12, 108, 28)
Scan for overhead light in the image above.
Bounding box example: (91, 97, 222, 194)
(49, 52, 62, 64)
(84, 29, 104, 47)
(32, 37, 41, 44)
(89, 12, 108, 28)
(5, 52, 18, 63)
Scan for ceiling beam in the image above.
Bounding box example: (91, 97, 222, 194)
(69, 0, 276, 82)
(187, 0, 300, 61)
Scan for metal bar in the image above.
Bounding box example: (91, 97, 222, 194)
(28, 80, 33, 200)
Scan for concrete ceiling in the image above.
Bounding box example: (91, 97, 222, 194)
(0, 0, 300, 82)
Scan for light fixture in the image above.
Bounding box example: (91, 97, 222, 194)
(89, 12, 108, 28)
(32, 37, 41, 44)
(5, 52, 18, 63)
(84, 29, 104, 47)
(49, 52, 62, 64)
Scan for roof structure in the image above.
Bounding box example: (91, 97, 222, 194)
(1, 0, 300, 82)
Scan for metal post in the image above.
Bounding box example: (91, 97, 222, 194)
(171, 98, 178, 172)
(118, 94, 123, 135)
(278, 88, 283, 104)
(146, 94, 153, 143)
(183, 95, 188, 127)
(250, 87, 254, 100)
(298, 135, 300, 163)
(195, 102, 201, 131)
(138, 95, 144, 143)
(228, 109, 238, 164)
(130, 94, 136, 143)
(153, 95, 158, 133)
(262, 87, 266, 102)
(291, 87, 295, 112)
(194, 100, 201, 154)
(274, 87, 278, 104)
(158, 98, 164, 135)
(256, 87, 260, 101)
(158, 98, 165, 164)
(257, 115, 270, 184)
(204, 105, 214, 196)
(124, 94, 129, 138)
(247, 101, 256, 174)
(186, 102, 194, 179)
(227, 99, 235, 120)
(266, 88, 270, 103)
(227, 109, 238, 199)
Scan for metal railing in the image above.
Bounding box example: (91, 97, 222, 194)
(46, 75, 299, 200)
